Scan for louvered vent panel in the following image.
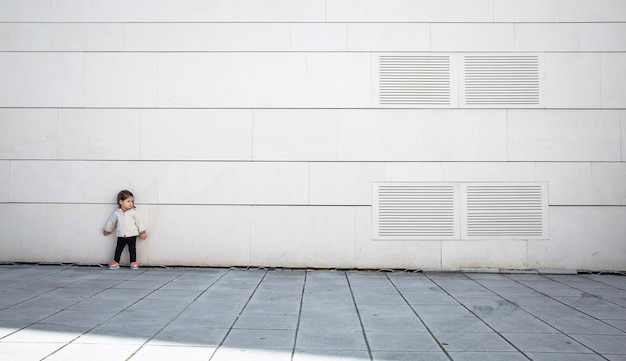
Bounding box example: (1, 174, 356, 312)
(464, 55, 540, 106)
(379, 55, 450, 105)
(462, 183, 548, 239)
(373, 183, 459, 240)
(373, 182, 549, 241)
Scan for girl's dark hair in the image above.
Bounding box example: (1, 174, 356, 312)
(117, 189, 135, 208)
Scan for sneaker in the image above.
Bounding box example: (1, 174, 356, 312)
(130, 262, 139, 270)
(108, 261, 120, 270)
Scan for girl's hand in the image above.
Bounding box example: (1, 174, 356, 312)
(139, 231, 147, 240)
(103, 230, 111, 236)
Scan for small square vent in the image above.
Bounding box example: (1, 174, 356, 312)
(373, 182, 549, 241)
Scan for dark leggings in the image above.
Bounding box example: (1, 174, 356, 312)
(114, 236, 137, 263)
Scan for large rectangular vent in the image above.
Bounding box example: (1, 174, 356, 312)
(373, 182, 548, 241)
(379, 55, 451, 106)
(462, 183, 548, 239)
(463, 55, 541, 106)
(373, 183, 459, 240)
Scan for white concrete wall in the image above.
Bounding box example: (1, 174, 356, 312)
(1, 0, 625, 271)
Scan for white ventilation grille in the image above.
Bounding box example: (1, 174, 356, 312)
(463, 55, 541, 106)
(461, 183, 548, 239)
(378, 55, 451, 106)
(373, 183, 459, 240)
(373, 182, 548, 241)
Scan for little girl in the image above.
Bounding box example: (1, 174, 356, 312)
(103, 190, 147, 270)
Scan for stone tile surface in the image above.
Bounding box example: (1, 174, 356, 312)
(0, 265, 624, 360)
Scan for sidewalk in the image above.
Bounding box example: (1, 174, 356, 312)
(0, 264, 625, 361)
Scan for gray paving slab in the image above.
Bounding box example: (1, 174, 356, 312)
(244, 300, 303, 315)
(366, 331, 440, 352)
(2, 323, 88, 343)
(568, 334, 626, 354)
(45, 343, 142, 361)
(371, 350, 450, 361)
(0, 264, 625, 360)
(0, 343, 67, 361)
(482, 314, 559, 333)
(298, 313, 362, 331)
(128, 345, 216, 361)
(523, 353, 607, 361)
(605, 319, 626, 332)
(147, 325, 227, 347)
(446, 352, 530, 361)
(211, 347, 292, 361)
(295, 328, 369, 351)
(360, 313, 428, 332)
(168, 311, 238, 329)
(500, 332, 594, 353)
(424, 316, 493, 333)
(401, 289, 460, 305)
(435, 332, 517, 352)
(295, 349, 371, 361)
(234, 313, 299, 330)
(412, 303, 475, 319)
(222, 328, 296, 349)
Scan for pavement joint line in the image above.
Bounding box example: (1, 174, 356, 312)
(500, 273, 620, 359)
(290, 270, 307, 360)
(423, 272, 533, 360)
(208, 268, 269, 360)
(545, 274, 626, 317)
(345, 271, 374, 361)
(385, 272, 455, 361)
(1, 266, 145, 347)
(42, 267, 188, 360)
(128, 268, 230, 360)
(578, 273, 626, 290)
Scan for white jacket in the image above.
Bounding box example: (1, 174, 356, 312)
(104, 208, 146, 238)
